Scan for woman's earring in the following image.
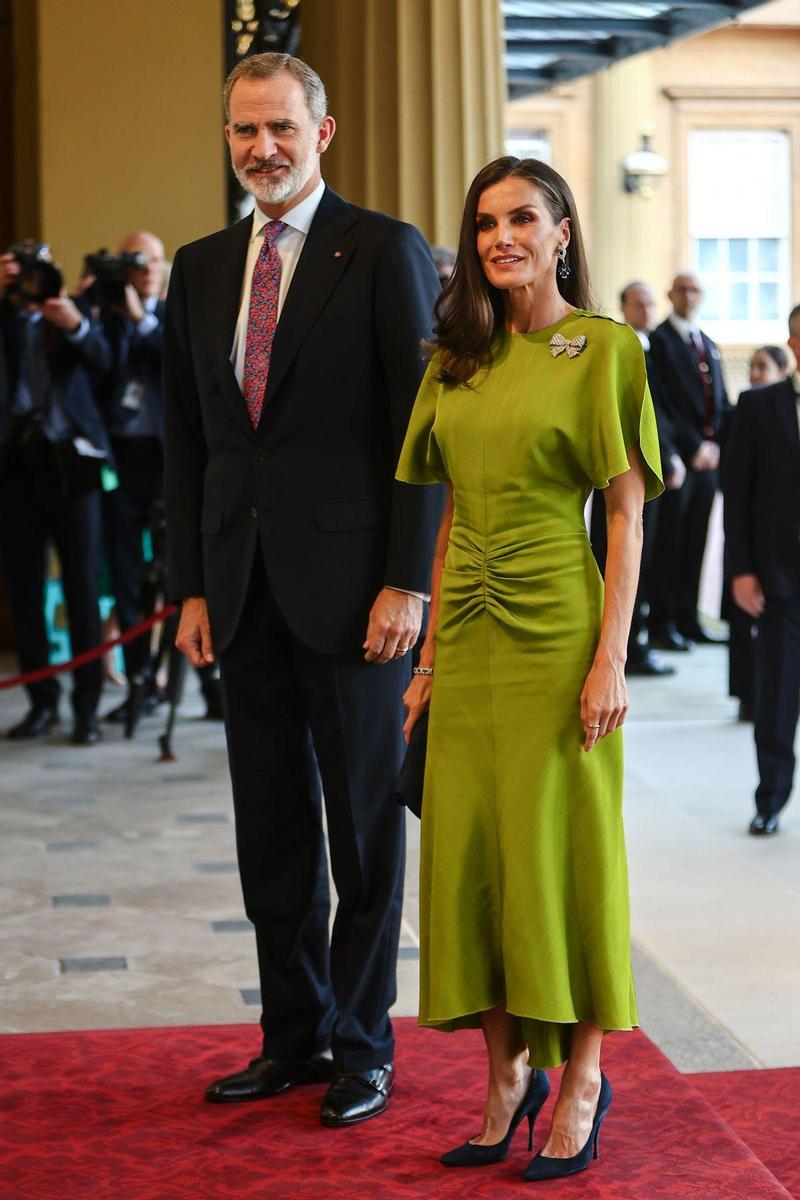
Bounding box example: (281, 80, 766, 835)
(557, 246, 571, 280)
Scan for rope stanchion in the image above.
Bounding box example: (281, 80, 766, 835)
(0, 605, 177, 691)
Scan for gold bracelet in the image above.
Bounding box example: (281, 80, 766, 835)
(413, 666, 434, 676)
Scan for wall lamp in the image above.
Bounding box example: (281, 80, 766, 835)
(623, 131, 668, 198)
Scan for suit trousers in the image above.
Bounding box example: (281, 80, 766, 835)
(0, 457, 102, 717)
(590, 487, 661, 650)
(103, 438, 163, 680)
(650, 466, 718, 632)
(219, 552, 408, 1072)
(753, 597, 800, 817)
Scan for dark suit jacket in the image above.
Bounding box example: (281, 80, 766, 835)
(100, 300, 165, 441)
(164, 186, 442, 656)
(724, 378, 800, 599)
(0, 298, 113, 473)
(644, 346, 678, 470)
(649, 318, 730, 461)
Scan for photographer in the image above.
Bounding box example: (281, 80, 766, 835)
(93, 232, 221, 726)
(0, 243, 112, 744)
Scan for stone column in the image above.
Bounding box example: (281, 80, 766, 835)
(301, 0, 505, 246)
(590, 54, 670, 314)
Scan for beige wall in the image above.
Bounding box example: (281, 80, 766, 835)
(17, 0, 227, 286)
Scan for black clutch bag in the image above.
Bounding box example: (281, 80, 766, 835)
(393, 709, 429, 820)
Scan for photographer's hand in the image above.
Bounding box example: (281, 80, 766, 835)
(122, 283, 145, 324)
(41, 295, 84, 332)
(0, 253, 19, 299)
(176, 597, 215, 667)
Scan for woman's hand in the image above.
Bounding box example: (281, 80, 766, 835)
(402, 671, 433, 743)
(580, 656, 628, 752)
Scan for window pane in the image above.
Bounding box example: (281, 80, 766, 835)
(730, 281, 749, 320)
(758, 238, 779, 272)
(697, 239, 718, 272)
(759, 282, 779, 321)
(729, 239, 748, 272)
(699, 283, 719, 320)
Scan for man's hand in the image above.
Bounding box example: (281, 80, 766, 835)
(175, 596, 215, 666)
(0, 253, 19, 299)
(732, 574, 765, 619)
(41, 296, 84, 332)
(121, 282, 145, 324)
(665, 453, 686, 490)
(690, 440, 720, 472)
(363, 588, 423, 664)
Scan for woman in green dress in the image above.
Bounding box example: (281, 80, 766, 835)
(397, 157, 663, 1182)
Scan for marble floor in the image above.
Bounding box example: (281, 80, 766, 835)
(0, 639, 796, 1075)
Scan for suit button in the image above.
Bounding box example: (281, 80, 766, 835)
(250, 506, 258, 519)
(255, 450, 265, 464)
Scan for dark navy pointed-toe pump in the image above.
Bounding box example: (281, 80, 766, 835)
(440, 1069, 551, 1168)
(522, 1072, 612, 1183)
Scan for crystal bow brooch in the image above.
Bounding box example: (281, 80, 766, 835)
(549, 332, 587, 359)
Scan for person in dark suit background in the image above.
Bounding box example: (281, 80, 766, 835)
(165, 53, 441, 1127)
(723, 345, 791, 723)
(725, 308, 800, 836)
(0, 249, 112, 744)
(648, 271, 730, 650)
(590, 280, 684, 676)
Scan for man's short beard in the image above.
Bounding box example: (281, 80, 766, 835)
(234, 148, 318, 206)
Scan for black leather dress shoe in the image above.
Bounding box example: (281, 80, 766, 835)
(8, 707, 59, 740)
(71, 716, 102, 745)
(749, 814, 779, 836)
(649, 626, 693, 653)
(626, 649, 676, 677)
(679, 623, 728, 645)
(206, 1051, 334, 1103)
(321, 1065, 394, 1127)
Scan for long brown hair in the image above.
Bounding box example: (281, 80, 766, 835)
(430, 157, 595, 385)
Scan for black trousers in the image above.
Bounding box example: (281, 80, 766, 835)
(0, 458, 102, 718)
(589, 487, 660, 651)
(103, 438, 163, 679)
(649, 466, 718, 632)
(219, 554, 408, 1072)
(753, 597, 800, 817)
(727, 598, 756, 704)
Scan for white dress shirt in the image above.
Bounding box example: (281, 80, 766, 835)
(230, 178, 326, 389)
(668, 311, 701, 347)
(635, 329, 650, 353)
(230, 178, 428, 604)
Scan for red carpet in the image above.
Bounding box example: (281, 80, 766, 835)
(693, 1066, 800, 1199)
(0, 1019, 792, 1200)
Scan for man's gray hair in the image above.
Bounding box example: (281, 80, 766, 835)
(224, 52, 327, 123)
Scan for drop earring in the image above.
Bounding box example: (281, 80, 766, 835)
(557, 246, 571, 280)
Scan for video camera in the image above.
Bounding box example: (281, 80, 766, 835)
(7, 241, 64, 304)
(82, 249, 149, 308)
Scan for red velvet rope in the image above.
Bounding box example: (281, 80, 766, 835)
(0, 604, 177, 691)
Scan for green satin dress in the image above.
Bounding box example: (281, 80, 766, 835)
(396, 310, 663, 1068)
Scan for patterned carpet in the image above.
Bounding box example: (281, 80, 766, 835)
(0, 1020, 793, 1200)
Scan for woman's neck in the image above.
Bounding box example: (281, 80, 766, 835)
(504, 283, 574, 334)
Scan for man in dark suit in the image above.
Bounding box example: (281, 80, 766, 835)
(649, 271, 730, 649)
(164, 53, 441, 1126)
(0, 249, 112, 744)
(724, 305, 800, 836)
(590, 280, 684, 675)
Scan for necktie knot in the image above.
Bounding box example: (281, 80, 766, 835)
(263, 220, 287, 249)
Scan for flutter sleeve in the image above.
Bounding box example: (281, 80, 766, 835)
(395, 357, 449, 484)
(584, 324, 664, 502)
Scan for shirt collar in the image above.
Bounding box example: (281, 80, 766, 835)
(635, 328, 651, 353)
(144, 295, 158, 313)
(669, 311, 700, 343)
(250, 178, 326, 242)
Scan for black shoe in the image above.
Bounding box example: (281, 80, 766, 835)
(679, 623, 728, 645)
(523, 1073, 612, 1183)
(7, 707, 59, 740)
(749, 814, 779, 836)
(737, 701, 754, 723)
(71, 716, 101, 745)
(206, 1051, 334, 1103)
(649, 626, 693, 653)
(626, 649, 676, 677)
(320, 1065, 394, 1127)
(440, 1069, 550, 1167)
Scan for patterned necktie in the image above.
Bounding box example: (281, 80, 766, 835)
(243, 219, 287, 429)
